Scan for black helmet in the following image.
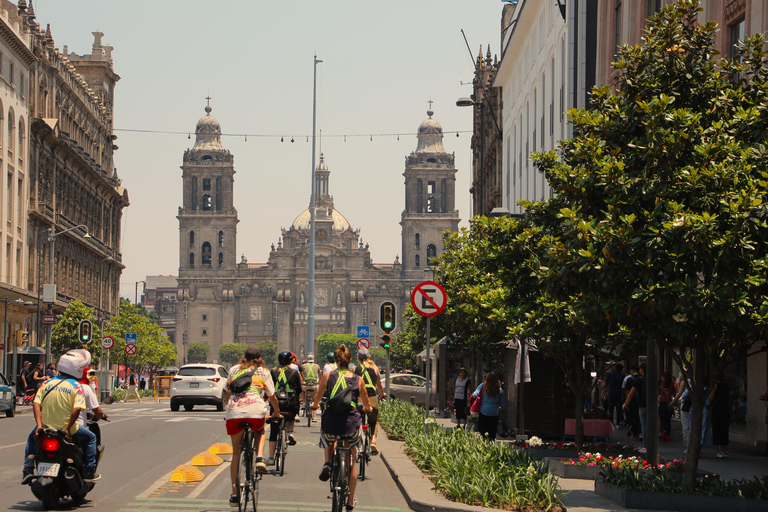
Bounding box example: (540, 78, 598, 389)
(327, 352, 335, 363)
(278, 351, 292, 366)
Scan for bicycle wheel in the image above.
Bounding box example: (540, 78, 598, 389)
(336, 454, 348, 512)
(250, 472, 259, 512)
(307, 401, 312, 427)
(274, 430, 283, 475)
(237, 446, 250, 512)
(279, 428, 287, 476)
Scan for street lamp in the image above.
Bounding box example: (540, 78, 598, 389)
(2, 297, 23, 378)
(45, 224, 90, 366)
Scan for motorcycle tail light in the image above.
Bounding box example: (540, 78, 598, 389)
(207, 378, 221, 383)
(362, 425, 369, 430)
(41, 436, 60, 453)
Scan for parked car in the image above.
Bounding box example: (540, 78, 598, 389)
(0, 371, 17, 417)
(381, 373, 436, 407)
(170, 364, 228, 411)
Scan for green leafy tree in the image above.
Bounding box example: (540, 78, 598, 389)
(219, 343, 247, 368)
(104, 301, 177, 376)
(51, 300, 101, 366)
(187, 342, 210, 364)
(532, 1, 768, 488)
(317, 333, 359, 362)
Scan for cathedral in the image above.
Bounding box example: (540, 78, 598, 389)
(175, 104, 459, 360)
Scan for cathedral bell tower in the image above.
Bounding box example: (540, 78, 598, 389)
(178, 104, 239, 272)
(400, 108, 460, 278)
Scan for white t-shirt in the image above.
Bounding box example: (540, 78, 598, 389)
(454, 377, 470, 400)
(225, 364, 275, 420)
(323, 362, 337, 374)
(77, 383, 100, 427)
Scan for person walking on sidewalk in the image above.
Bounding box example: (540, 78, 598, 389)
(453, 367, 473, 429)
(623, 363, 647, 452)
(122, 371, 142, 403)
(709, 372, 730, 458)
(605, 364, 625, 427)
(471, 372, 505, 442)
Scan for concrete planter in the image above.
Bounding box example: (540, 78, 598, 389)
(595, 480, 766, 512)
(546, 458, 602, 480)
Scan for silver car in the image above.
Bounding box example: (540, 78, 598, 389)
(382, 373, 436, 407)
(170, 364, 228, 411)
(0, 372, 16, 417)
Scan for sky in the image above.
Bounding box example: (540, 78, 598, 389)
(31, 0, 506, 301)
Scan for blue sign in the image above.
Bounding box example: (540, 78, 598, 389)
(357, 326, 369, 338)
(126, 333, 137, 345)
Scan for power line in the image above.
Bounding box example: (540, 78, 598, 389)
(113, 128, 471, 140)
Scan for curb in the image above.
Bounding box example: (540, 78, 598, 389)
(378, 432, 492, 512)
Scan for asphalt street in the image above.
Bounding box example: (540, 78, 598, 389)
(0, 399, 411, 512)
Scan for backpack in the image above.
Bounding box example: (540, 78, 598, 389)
(229, 367, 255, 394)
(275, 367, 297, 409)
(327, 370, 356, 414)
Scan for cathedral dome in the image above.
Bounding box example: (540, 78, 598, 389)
(291, 207, 350, 233)
(415, 109, 446, 154)
(193, 105, 225, 151)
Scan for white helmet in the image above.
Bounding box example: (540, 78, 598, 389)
(307, 353, 315, 363)
(58, 349, 91, 379)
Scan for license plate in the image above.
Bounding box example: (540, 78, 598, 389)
(190, 382, 199, 388)
(36, 462, 60, 477)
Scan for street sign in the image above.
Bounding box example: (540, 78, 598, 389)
(357, 338, 370, 350)
(356, 326, 370, 339)
(125, 344, 137, 355)
(125, 333, 137, 345)
(410, 281, 447, 317)
(101, 336, 115, 350)
(43, 313, 55, 325)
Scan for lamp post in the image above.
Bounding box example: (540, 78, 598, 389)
(307, 54, 322, 359)
(135, 280, 146, 306)
(45, 224, 90, 367)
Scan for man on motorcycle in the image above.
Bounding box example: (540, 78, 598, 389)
(22, 349, 100, 484)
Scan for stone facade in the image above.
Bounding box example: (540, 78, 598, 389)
(176, 105, 459, 362)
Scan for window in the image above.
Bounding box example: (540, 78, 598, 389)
(427, 181, 435, 194)
(416, 179, 423, 213)
(202, 242, 212, 266)
(426, 244, 437, 266)
(615, 0, 623, 55)
(202, 314, 207, 321)
(189, 231, 195, 245)
(218, 231, 224, 247)
(189, 252, 195, 267)
(7, 173, 12, 223)
(202, 178, 211, 191)
(647, 0, 661, 17)
(202, 194, 212, 210)
(202, 329, 207, 336)
(218, 252, 224, 268)
(415, 233, 420, 248)
(415, 254, 420, 268)
(730, 18, 745, 59)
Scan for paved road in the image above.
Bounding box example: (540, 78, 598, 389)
(0, 400, 411, 512)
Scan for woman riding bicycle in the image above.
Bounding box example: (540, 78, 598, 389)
(312, 344, 372, 511)
(225, 345, 280, 507)
(353, 347, 385, 454)
(267, 351, 302, 465)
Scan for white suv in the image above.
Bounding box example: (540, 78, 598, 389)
(170, 364, 229, 411)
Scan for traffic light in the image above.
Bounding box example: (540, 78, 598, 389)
(380, 334, 391, 351)
(78, 320, 93, 345)
(380, 301, 396, 333)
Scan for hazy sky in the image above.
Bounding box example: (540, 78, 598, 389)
(32, 1, 504, 300)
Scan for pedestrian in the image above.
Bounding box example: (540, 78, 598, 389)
(44, 363, 57, 379)
(658, 372, 674, 441)
(18, 361, 31, 394)
(31, 363, 46, 392)
(471, 371, 505, 442)
(605, 364, 625, 427)
(622, 365, 641, 440)
(453, 367, 473, 429)
(122, 371, 142, 403)
(671, 377, 692, 454)
(709, 372, 730, 458)
(623, 363, 647, 452)
(139, 377, 146, 391)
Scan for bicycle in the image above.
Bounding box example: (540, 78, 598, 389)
(235, 421, 262, 512)
(357, 413, 371, 481)
(302, 391, 314, 427)
(328, 437, 352, 512)
(270, 416, 288, 476)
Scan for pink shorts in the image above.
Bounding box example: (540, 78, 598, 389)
(226, 418, 266, 436)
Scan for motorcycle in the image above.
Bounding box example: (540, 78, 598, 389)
(29, 413, 106, 509)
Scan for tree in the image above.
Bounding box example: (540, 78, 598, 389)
(187, 342, 209, 364)
(219, 343, 247, 368)
(532, 1, 768, 489)
(51, 300, 102, 366)
(104, 301, 177, 377)
(317, 334, 359, 362)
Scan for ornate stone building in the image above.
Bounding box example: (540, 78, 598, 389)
(176, 105, 459, 361)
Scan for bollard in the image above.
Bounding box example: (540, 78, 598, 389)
(410, 395, 415, 405)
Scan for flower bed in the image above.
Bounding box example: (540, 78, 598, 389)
(513, 436, 640, 461)
(379, 400, 565, 511)
(548, 452, 685, 480)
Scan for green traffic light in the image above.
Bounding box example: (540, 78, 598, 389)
(383, 321, 393, 329)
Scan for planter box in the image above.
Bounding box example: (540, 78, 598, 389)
(595, 480, 766, 512)
(546, 457, 601, 480)
(516, 447, 581, 461)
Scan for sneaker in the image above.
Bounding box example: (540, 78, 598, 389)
(638, 448, 647, 454)
(255, 457, 268, 474)
(83, 470, 102, 482)
(266, 457, 275, 466)
(346, 495, 358, 511)
(319, 462, 332, 481)
(229, 494, 239, 507)
(370, 444, 379, 456)
(21, 468, 34, 485)
(288, 434, 297, 446)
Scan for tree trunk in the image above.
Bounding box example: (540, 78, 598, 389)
(682, 349, 707, 492)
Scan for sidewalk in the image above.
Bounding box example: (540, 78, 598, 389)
(380, 415, 768, 512)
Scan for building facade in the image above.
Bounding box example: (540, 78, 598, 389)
(142, 275, 178, 345)
(175, 105, 459, 362)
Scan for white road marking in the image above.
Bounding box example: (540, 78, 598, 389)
(187, 461, 231, 499)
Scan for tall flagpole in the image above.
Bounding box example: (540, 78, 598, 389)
(307, 55, 322, 359)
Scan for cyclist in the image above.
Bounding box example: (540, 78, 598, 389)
(312, 344, 372, 511)
(323, 352, 337, 374)
(225, 345, 280, 507)
(353, 347, 385, 454)
(301, 354, 321, 422)
(267, 351, 302, 465)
